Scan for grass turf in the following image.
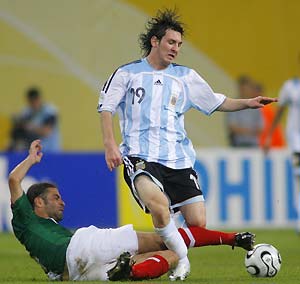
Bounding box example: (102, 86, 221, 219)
(0, 229, 299, 284)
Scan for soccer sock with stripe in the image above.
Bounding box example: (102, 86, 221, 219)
(178, 226, 236, 247)
(131, 254, 169, 280)
(155, 219, 188, 262)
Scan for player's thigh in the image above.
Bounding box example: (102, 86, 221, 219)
(134, 175, 168, 206)
(180, 201, 206, 227)
(135, 176, 170, 227)
(136, 231, 165, 253)
(123, 156, 168, 212)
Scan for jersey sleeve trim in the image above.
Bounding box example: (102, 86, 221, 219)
(98, 68, 129, 114)
(206, 93, 226, 115)
(102, 68, 119, 93)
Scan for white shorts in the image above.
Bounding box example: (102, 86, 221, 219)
(66, 224, 138, 281)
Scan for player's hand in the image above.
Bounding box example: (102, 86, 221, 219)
(28, 139, 43, 164)
(248, 96, 278, 109)
(105, 143, 123, 171)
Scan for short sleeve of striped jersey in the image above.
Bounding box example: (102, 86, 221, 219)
(97, 68, 127, 114)
(184, 69, 226, 115)
(278, 81, 290, 106)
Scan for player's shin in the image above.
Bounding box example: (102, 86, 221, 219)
(178, 226, 236, 247)
(155, 219, 188, 260)
(131, 254, 169, 280)
(155, 219, 190, 280)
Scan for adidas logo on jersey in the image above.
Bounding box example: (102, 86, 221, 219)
(154, 79, 163, 86)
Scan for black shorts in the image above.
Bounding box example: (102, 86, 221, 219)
(123, 156, 204, 213)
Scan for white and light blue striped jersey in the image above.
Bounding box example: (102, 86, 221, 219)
(278, 78, 300, 152)
(98, 58, 226, 169)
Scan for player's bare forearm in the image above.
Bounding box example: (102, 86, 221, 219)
(218, 97, 278, 112)
(100, 111, 117, 147)
(9, 157, 34, 200)
(100, 111, 123, 171)
(217, 98, 247, 111)
(8, 140, 43, 203)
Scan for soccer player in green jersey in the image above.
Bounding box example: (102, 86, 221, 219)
(8, 139, 181, 281)
(8, 140, 254, 281)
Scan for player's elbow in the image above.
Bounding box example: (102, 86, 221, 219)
(8, 173, 20, 188)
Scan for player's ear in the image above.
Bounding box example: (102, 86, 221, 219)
(34, 196, 45, 208)
(150, 36, 159, 48)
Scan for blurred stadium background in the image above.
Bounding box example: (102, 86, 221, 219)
(0, 0, 299, 245)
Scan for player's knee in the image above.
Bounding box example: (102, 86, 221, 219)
(197, 219, 206, 228)
(146, 198, 169, 216)
(186, 216, 206, 228)
(146, 198, 170, 226)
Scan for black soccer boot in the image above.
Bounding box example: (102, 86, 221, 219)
(233, 232, 255, 251)
(107, 251, 132, 281)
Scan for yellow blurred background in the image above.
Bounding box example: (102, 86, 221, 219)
(0, 0, 299, 151)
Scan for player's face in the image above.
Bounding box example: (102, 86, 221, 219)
(156, 29, 182, 67)
(43, 188, 65, 222)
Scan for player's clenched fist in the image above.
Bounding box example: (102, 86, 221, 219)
(29, 139, 43, 164)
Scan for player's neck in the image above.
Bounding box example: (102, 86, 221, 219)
(35, 209, 60, 223)
(34, 208, 50, 219)
(146, 55, 170, 70)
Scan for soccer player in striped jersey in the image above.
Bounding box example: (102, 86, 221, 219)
(264, 76, 300, 233)
(98, 9, 276, 280)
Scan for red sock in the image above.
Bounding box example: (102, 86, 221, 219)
(178, 226, 236, 247)
(131, 254, 169, 280)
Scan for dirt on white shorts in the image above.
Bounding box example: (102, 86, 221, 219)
(66, 224, 138, 281)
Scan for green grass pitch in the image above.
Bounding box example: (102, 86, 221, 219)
(0, 229, 299, 284)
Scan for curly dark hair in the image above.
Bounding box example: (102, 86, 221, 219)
(139, 9, 184, 57)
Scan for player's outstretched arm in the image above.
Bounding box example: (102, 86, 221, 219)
(218, 96, 278, 112)
(8, 139, 43, 203)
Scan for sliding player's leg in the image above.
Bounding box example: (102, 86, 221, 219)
(108, 250, 178, 281)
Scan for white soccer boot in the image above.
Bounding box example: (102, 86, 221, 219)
(169, 257, 190, 281)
